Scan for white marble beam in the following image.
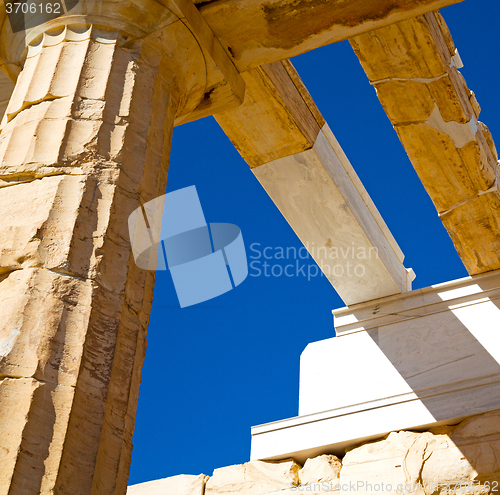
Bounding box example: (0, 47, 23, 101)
(216, 60, 414, 305)
(254, 123, 415, 305)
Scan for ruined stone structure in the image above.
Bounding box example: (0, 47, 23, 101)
(130, 411, 500, 494)
(0, 0, 498, 493)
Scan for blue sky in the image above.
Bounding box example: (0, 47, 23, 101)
(128, 0, 500, 484)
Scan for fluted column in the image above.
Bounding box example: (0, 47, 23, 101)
(0, 14, 206, 495)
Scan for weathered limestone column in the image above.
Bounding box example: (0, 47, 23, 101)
(0, 6, 206, 494)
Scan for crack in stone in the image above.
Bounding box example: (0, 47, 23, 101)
(3, 94, 67, 126)
(370, 73, 448, 86)
(0, 374, 76, 388)
(0, 172, 85, 188)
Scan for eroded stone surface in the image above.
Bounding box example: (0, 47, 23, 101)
(205, 459, 300, 494)
(351, 12, 500, 275)
(299, 455, 341, 485)
(199, 0, 464, 71)
(129, 412, 500, 494)
(340, 411, 500, 491)
(341, 431, 477, 490)
(0, 175, 85, 274)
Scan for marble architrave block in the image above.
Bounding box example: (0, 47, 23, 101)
(250, 269, 500, 463)
(254, 124, 415, 306)
(350, 12, 500, 275)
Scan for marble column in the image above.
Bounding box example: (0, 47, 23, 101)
(0, 8, 206, 494)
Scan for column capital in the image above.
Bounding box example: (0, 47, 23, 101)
(0, 2, 215, 122)
(0, 0, 246, 125)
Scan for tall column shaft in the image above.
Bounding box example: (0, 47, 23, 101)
(0, 22, 203, 494)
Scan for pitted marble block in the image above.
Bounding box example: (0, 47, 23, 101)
(251, 270, 500, 462)
(299, 455, 341, 485)
(205, 459, 300, 494)
(339, 411, 500, 490)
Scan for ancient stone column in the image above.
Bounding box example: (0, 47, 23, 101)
(0, 6, 206, 494)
